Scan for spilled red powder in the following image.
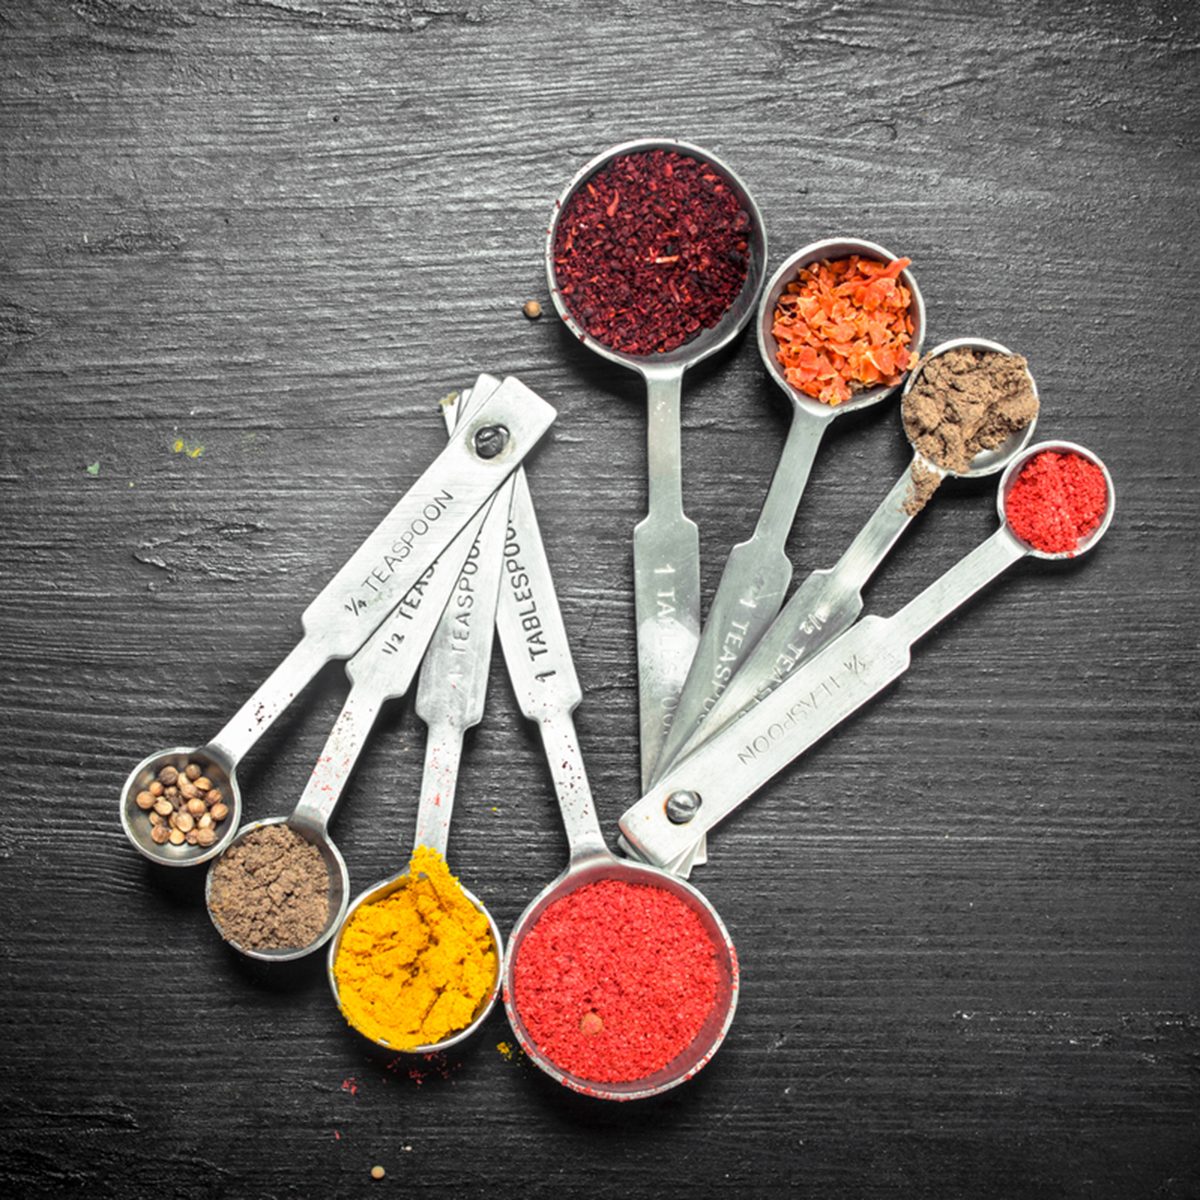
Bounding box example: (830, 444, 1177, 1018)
(512, 878, 721, 1084)
(1005, 450, 1108, 555)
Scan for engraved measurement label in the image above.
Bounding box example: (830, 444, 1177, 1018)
(377, 562, 437, 655)
(653, 563, 678, 619)
(735, 652, 870, 767)
(343, 489, 454, 616)
(447, 538, 482, 653)
(502, 522, 555, 679)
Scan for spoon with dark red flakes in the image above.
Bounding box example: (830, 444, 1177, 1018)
(495, 463, 738, 1101)
(546, 138, 768, 799)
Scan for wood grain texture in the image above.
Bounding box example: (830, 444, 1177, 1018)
(1, 0, 1197, 1196)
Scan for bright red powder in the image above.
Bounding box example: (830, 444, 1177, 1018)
(552, 149, 751, 356)
(512, 878, 722, 1084)
(1005, 450, 1108, 555)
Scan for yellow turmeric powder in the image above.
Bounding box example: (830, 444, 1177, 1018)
(333, 846, 497, 1049)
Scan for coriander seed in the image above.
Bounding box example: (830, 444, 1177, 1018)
(135, 791, 155, 811)
(522, 299, 542, 320)
(153, 798, 173, 817)
(158, 766, 178, 786)
(151, 825, 171, 845)
(168, 829, 185, 846)
(185, 763, 201, 781)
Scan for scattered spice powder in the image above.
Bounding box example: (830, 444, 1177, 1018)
(333, 846, 496, 1049)
(208, 823, 331, 950)
(772, 254, 915, 406)
(901, 346, 1039, 514)
(512, 878, 721, 1084)
(1005, 449, 1108, 555)
(552, 149, 751, 355)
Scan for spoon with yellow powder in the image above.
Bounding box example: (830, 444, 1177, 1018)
(327, 383, 509, 1052)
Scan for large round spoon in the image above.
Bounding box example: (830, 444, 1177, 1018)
(651, 237, 926, 784)
(663, 336, 1037, 783)
(620, 440, 1116, 870)
(326, 435, 511, 1051)
(119, 377, 555, 868)
(203, 387, 503, 961)
(496, 467, 738, 1100)
(546, 138, 768, 792)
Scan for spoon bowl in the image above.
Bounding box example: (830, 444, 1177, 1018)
(545, 137, 769, 371)
(205, 815, 350, 963)
(903, 336, 1039, 479)
(758, 236, 926, 418)
(328, 869, 503, 1053)
(503, 852, 738, 1102)
(999, 440, 1116, 560)
(120, 744, 242, 867)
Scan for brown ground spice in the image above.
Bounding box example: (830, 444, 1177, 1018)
(901, 348, 1038, 504)
(208, 823, 330, 951)
(903, 459, 945, 516)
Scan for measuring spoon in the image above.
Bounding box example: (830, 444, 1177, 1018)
(620, 441, 1114, 871)
(546, 138, 768, 791)
(663, 337, 1037, 790)
(121, 376, 555, 868)
(496, 467, 738, 1100)
(651, 237, 926, 784)
(204, 386, 504, 960)
(326, 387, 511, 1047)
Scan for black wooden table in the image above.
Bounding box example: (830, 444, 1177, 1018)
(2, 2, 1197, 1196)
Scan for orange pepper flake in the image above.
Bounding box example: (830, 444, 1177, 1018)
(772, 255, 915, 406)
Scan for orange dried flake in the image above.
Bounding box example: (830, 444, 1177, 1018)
(773, 255, 915, 406)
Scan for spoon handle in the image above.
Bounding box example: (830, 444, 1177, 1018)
(664, 462, 919, 771)
(413, 719, 465, 858)
(619, 525, 1029, 868)
(497, 470, 607, 863)
(634, 366, 702, 790)
(651, 405, 827, 782)
(300, 376, 554, 656)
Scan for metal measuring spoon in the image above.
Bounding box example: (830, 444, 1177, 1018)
(496, 467, 738, 1100)
(326, 387, 511, 1048)
(651, 237, 926, 785)
(620, 440, 1115, 871)
(120, 377, 556, 868)
(662, 337, 1038, 796)
(205, 387, 503, 961)
(546, 138, 768, 792)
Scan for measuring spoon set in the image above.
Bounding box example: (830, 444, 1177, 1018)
(120, 137, 1117, 1099)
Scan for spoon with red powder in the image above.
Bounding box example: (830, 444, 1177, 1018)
(620, 441, 1114, 871)
(546, 139, 768, 795)
(495, 463, 739, 1100)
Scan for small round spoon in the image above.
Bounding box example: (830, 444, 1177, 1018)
(119, 377, 557, 868)
(620, 440, 1116, 870)
(664, 336, 1037, 777)
(546, 138, 768, 791)
(496, 466, 738, 1099)
(652, 237, 926, 783)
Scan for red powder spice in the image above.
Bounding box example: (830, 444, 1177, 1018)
(552, 149, 751, 355)
(512, 878, 721, 1084)
(1005, 450, 1108, 555)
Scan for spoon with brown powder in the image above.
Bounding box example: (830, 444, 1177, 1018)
(648, 337, 1038, 874)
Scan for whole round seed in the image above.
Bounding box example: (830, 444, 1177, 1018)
(150, 825, 171, 845)
(149, 811, 163, 827)
(370, 1166, 385, 1181)
(149, 780, 164, 797)
(153, 798, 173, 817)
(207, 788, 224, 805)
(186, 830, 199, 845)
(158, 766, 178, 786)
(195, 776, 212, 792)
(186, 798, 207, 817)
(168, 829, 185, 846)
(176, 812, 195, 833)
(196, 827, 215, 847)
(198, 813, 213, 830)
(135, 790, 155, 810)
(178, 780, 199, 801)
(210, 803, 229, 823)
(185, 763, 202, 782)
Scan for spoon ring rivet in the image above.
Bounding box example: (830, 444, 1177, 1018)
(666, 790, 702, 824)
(474, 425, 509, 459)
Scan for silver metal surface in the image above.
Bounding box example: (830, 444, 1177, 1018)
(495, 464, 738, 1100)
(619, 442, 1114, 871)
(202, 387, 500, 961)
(666, 338, 1038, 779)
(119, 377, 555, 868)
(545, 137, 768, 792)
(650, 237, 926, 787)
(324, 384, 510, 1049)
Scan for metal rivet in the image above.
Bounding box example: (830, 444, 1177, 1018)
(665, 790, 701, 824)
(474, 425, 509, 459)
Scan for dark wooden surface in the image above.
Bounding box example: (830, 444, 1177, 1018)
(2, 1, 1197, 1196)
